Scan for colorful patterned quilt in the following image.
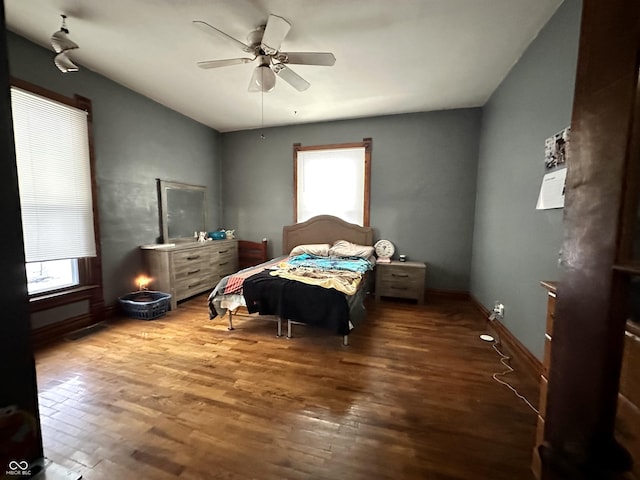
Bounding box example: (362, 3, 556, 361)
(270, 253, 374, 295)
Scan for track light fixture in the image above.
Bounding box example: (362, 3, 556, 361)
(51, 14, 79, 73)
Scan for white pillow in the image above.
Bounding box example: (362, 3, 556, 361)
(290, 243, 331, 257)
(329, 240, 374, 259)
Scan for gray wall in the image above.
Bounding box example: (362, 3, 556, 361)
(7, 32, 222, 304)
(7, 0, 582, 360)
(221, 109, 481, 291)
(470, 0, 582, 358)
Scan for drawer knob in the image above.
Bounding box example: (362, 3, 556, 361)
(188, 269, 201, 275)
(219, 261, 229, 266)
(391, 273, 409, 277)
(218, 249, 229, 254)
(187, 255, 200, 260)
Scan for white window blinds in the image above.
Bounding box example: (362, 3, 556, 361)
(11, 87, 96, 262)
(296, 147, 365, 226)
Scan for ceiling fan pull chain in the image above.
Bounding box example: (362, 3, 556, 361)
(260, 89, 265, 140)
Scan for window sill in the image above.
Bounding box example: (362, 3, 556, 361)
(29, 284, 100, 313)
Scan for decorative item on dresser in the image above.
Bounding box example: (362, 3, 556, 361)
(531, 280, 556, 479)
(375, 260, 426, 304)
(374, 239, 395, 263)
(140, 239, 238, 311)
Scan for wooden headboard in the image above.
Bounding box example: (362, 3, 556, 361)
(282, 215, 373, 255)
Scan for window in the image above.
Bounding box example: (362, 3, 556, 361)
(294, 138, 371, 226)
(10, 80, 100, 299)
(25, 259, 79, 295)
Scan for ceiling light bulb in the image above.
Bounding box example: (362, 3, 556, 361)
(256, 66, 276, 93)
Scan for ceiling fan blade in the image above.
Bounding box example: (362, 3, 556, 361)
(51, 30, 78, 53)
(193, 20, 253, 53)
(197, 58, 254, 69)
(275, 52, 336, 66)
(261, 14, 291, 55)
(54, 52, 78, 73)
(272, 64, 310, 92)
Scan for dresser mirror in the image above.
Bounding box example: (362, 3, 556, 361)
(158, 179, 207, 243)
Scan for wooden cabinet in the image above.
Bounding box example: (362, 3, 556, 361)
(616, 321, 640, 479)
(532, 280, 556, 479)
(375, 261, 426, 304)
(141, 240, 237, 310)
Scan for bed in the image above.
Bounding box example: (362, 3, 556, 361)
(208, 215, 375, 345)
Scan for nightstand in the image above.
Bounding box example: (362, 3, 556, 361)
(375, 261, 426, 304)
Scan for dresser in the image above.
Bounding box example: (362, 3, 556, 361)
(140, 240, 238, 310)
(532, 280, 556, 479)
(615, 320, 640, 479)
(375, 261, 426, 304)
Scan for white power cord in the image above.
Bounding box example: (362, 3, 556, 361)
(484, 335, 539, 415)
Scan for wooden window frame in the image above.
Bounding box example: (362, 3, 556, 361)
(293, 137, 372, 227)
(10, 77, 103, 316)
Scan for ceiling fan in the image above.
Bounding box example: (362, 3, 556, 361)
(193, 14, 336, 93)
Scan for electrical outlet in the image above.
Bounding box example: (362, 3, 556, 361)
(493, 301, 505, 319)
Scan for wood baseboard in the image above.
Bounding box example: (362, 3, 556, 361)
(32, 313, 96, 349)
(425, 288, 470, 301)
(32, 302, 115, 350)
(469, 294, 542, 383)
(103, 304, 119, 319)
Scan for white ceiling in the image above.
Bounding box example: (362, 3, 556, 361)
(4, 0, 563, 133)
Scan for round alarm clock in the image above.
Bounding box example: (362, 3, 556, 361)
(374, 239, 395, 263)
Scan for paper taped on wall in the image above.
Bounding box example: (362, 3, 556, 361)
(536, 168, 567, 210)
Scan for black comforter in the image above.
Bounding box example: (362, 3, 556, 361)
(242, 270, 351, 335)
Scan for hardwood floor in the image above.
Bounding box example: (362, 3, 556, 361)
(34, 294, 539, 479)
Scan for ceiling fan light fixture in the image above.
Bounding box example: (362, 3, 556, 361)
(51, 14, 79, 73)
(249, 65, 276, 93)
(195, 13, 335, 92)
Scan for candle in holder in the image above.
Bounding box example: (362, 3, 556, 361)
(135, 275, 151, 291)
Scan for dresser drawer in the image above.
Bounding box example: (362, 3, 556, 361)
(174, 250, 210, 281)
(375, 261, 426, 303)
(542, 333, 552, 377)
(546, 292, 556, 336)
(141, 240, 238, 309)
(175, 274, 211, 301)
(211, 247, 237, 269)
(173, 248, 210, 268)
(533, 281, 557, 480)
(211, 245, 238, 280)
(210, 243, 236, 259)
(377, 279, 423, 298)
(173, 250, 212, 301)
(378, 264, 423, 282)
(620, 327, 640, 406)
(538, 375, 548, 417)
